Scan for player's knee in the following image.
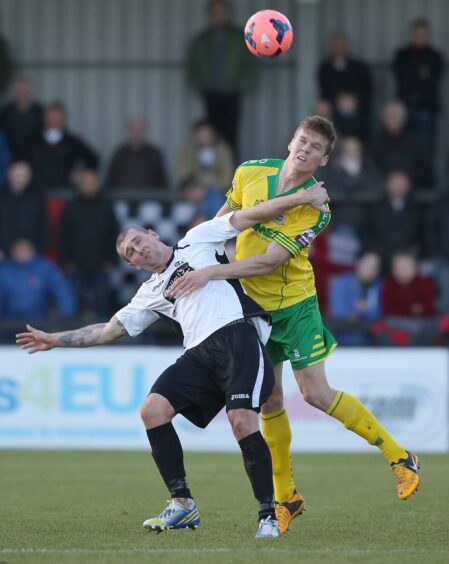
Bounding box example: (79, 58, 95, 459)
(140, 394, 170, 427)
(302, 388, 327, 410)
(228, 409, 257, 440)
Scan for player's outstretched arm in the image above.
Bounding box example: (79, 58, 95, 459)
(15, 316, 127, 354)
(168, 240, 292, 299)
(229, 182, 329, 232)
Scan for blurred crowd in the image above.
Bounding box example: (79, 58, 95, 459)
(0, 0, 448, 346)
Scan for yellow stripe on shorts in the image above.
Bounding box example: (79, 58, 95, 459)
(310, 347, 326, 358)
(312, 342, 325, 350)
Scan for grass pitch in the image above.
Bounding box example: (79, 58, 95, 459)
(1, 451, 448, 564)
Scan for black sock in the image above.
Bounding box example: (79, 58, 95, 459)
(238, 431, 275, 520)
(146, 423, 192, 499)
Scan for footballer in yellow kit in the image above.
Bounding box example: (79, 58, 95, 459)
(226, 158, 337, 370)
(169, 116, 420, 534)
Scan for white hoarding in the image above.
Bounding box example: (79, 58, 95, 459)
(0, 346, 447, 452)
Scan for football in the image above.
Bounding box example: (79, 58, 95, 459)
(244, 9, 294, 58)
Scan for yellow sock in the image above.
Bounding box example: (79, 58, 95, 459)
(327, 391, 408, 464)
(261, 408, 296, 502)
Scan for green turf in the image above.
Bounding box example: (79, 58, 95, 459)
(0, 451, 448, 564)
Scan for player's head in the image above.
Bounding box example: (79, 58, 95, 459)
(288, 115, 337, 173)
(116, 226, 167, 272)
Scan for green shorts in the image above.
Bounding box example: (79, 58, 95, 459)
(266, 295, 337, 370)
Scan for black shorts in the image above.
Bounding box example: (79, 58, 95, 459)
(150, 320, 274, 428)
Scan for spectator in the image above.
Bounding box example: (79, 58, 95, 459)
(186, 0, 258, 152)
(329, 252, 383, 345)
(181, 178, 226, 227)
(383, 253, 436, 317)
(0, 128, 11, 186)
(360, 170, 421, 270)
(31, 102, 99, 190)
(373, 100, 432, 188)
(105, 117, 168, 190)
(392, 19, 444, 155)
(373, 253, 438, 346)
(0, 162, 47, 259)
(333, 92, 369, 145)
(0, 30, 12, 98)
(0, 238, 76, 319)
(429, 193, 449, 313)
(177, 119, 234, 191)
(311, 99, 334, 121)
(59, 168, 119, 316)
(0, 75, 44, 162)
(318, 32, 372, 117)
(317, 136, 382, 231)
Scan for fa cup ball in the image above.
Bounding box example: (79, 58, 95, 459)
(244, 10, 293, 58)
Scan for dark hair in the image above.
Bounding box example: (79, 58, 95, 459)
(208, 0, 230, 12)
(46, 100, 66, 113)
(294, 115, 337, 155)
(411, 18, 429, 30)
(193, 118, 215, 132)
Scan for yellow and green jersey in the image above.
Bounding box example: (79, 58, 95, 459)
(226, 158, 331, 311)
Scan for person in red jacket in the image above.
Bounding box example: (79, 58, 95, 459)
(382, 253, 436, 317)
(374, 252, 437, 345)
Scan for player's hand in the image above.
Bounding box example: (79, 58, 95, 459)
(304, 182, 330, 213)
(15, 324, 56, 354)
(168, 269, 212, 299)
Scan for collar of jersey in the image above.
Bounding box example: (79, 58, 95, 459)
(267, 161, 316, 199)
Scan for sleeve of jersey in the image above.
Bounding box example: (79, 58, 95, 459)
(278, 207, 331, 257)
(185, 213, 240, 245)
(115, 290, 160, 337)
(225, 166, 243, 210)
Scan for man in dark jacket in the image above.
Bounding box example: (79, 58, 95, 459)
(392, 19, 444, 155)
(0, 75, 44, 162)
(105, 117, 168, 190)
(360, 170, 421, 271)
(186, 0, 258, 152)
(373, 100, 432, 188)
(318, 32, 372, 118)
(0, 162, 47, 258)
(31, 102, 99, 190)
(59, 168, 119, 316)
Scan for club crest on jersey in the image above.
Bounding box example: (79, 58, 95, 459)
(274, 213, 286, 225)
(295, 228, 316, 248)
(253, 198, 265, 206)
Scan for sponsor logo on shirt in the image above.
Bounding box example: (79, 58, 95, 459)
(295, 228, 316, 248)
(163, 263, 195, 303)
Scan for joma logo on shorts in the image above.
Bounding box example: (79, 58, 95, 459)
(231, 394, 250, 400)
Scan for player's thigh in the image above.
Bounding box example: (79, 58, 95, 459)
(275, 296, 337, 371)
(150, 353, 224, 429)
(294, 362, 338, 410)
(213, 322, 275, 413)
